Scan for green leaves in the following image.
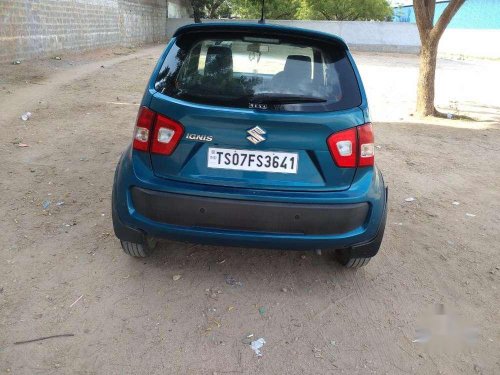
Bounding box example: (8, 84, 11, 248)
(299, 0, 393, 21)
(190, 0, 232, 22)
(190, 0, 393, 21)
(231, 0, 302, 20)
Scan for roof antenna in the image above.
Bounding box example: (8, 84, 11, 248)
(258, 0, 265, 24)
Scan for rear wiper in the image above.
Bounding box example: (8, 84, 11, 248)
(249, 93, 327, 104)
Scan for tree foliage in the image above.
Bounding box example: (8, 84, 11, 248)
(298, 0, 393, 21)
(230, 0, 302, 20)
(190, 0, 232, 22)
(191, 0, 394, 22)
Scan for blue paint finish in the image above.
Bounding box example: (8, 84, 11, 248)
(173, 22, 349, 49)
(149, 93, 364, 191)
(112, 23, 387, 252)
(113, 146, 386, 250)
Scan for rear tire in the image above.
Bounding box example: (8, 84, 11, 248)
(336, 249, 372, 268)
(120, 237, 157, 258)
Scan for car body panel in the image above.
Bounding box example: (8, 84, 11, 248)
(113, 145, 386, 250)
(112, 23, 386, 254)
(144, 25, 369, 191)
(149, 93, 365, 191)
(172, 22, 349, 50)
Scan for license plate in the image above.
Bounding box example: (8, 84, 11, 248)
(207, 147, 298, 174)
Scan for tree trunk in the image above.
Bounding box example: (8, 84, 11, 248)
(208, 0, 223, 19)
(416, 39, 438, 117)
(191, 0, 203, 23)
(193, 9, 202, 23)
(413, 0, 465, 118)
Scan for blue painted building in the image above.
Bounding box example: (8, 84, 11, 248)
(393, 0, 500, 29)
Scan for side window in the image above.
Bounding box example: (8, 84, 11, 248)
(176, 42, 202, 88)
(325, 61, 342, 100)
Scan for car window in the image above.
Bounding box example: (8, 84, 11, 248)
(155, 32, 361, 112)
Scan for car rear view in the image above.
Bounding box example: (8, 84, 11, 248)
(112, 23, 387, 268)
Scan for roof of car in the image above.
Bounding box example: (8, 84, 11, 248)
(172, 22, 349, 50)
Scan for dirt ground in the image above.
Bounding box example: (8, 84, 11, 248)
(0, 45, 499, 375)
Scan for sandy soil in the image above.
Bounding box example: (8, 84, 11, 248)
(0, 46, 499, 375)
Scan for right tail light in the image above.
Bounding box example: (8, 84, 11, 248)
(357, 123, 375, 167)
(327, 123, 375, 168)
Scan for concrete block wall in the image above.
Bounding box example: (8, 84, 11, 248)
(166, 18, 500, 58)
(166, 19, 422, 54)
(0, 0, 175, 62)
(168, 0, 191, 18)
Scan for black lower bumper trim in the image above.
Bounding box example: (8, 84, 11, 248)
(350, 185, 388, 258)
(131, 187, 369, 235)
(112, 184, 146, 243)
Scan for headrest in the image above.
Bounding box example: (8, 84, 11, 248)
(283, 55, 312, 80)
(205, 46, 233, 78)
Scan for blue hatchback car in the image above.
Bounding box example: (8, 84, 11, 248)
(112, 23, 387, 268)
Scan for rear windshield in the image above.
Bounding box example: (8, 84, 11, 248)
(154, 32, 362, 112)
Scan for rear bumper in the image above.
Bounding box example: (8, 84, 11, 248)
(132, 187, 369, 236)
(112, 148, 387, 254)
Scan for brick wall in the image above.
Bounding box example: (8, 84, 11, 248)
(0, 0, 186, 62)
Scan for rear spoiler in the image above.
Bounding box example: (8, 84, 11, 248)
(173, 22, 349, 50)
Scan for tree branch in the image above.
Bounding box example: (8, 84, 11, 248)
(208, 0, 224, 18)
(413, 0, 433, 38)
(275, 11, 295, 19)
(431, 0, 466, 41)
(319, 10, 332, 21)
(424, 0, 435, 25)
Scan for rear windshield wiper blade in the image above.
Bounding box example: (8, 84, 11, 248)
(249, 93, 327, 104)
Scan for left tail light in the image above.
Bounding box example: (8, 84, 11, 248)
(132, 106, 184, 155)
(133, 107, 155, 151)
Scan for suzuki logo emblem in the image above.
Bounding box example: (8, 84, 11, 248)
(246, 126, 267, 144)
